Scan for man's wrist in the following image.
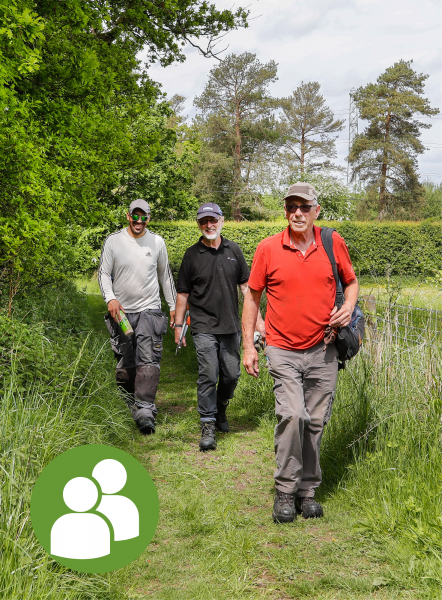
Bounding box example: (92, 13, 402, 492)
(243, 344, 256, 352)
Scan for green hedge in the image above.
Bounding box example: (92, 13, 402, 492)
(147, 220, 442, 277)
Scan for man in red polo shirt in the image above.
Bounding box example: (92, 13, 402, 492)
(242, 182, 358, 523)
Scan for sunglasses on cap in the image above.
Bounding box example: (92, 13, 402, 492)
(130, 214, 149, 222)
(285, 203, 318, 214)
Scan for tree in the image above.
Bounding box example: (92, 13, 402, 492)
(278, 82, 345, 173)
(348, 60, 439, 214)
(0, 0, 248, 307)
(194, 52, 278, 220)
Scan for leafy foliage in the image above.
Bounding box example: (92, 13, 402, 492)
(139, 220, 442, 278)
(0, 0, 248, 309)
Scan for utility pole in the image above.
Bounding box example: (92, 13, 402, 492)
(347, 88, 358, 186)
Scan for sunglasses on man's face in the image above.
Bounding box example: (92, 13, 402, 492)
(131, 214, 149, 222)
(198, 217, 219, 226)
(285, 203, 317, 214)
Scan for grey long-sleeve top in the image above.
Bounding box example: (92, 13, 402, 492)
(98, 228, 176, 313)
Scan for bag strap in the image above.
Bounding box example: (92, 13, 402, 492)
(320, 227, 345, 309)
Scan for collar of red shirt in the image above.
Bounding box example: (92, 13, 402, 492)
(282, 225, 322, 251)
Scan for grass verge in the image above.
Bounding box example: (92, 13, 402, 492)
(2, 280, 440, 599)
(114, 300, 441, 599)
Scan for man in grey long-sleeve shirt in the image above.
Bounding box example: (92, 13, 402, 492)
(99, 199, 176, 434)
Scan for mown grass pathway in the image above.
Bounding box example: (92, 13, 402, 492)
(84, 287, 421, 600)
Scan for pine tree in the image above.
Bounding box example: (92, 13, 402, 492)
(348, 60, 439, 212)
(194, 52, 278, 220)
(278, 82, 345, 172)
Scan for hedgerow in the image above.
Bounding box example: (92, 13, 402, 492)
(149, 220, 442, 277)
(74, 220, 442, 277)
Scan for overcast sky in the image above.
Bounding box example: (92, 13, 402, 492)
(142, 0, 442, 183)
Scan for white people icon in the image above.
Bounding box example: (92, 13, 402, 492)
(50, 459, 139, 559)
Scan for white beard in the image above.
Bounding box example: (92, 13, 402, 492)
(202, 231, 219, 240)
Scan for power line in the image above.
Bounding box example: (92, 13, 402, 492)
(347, 89, 359, 185)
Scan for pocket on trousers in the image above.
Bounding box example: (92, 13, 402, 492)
(151, 311, 168, 336)
(323, 391, 335, 425)
(152, 338, 163, 363)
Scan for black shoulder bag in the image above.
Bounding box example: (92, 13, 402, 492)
(320, 227, 365, 370)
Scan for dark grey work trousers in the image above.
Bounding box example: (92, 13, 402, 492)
(192, 331, 242, 422)
(266, 342, 338, 498)
(105, 309, 168, 420)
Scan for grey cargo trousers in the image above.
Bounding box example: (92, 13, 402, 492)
(266, 342, 338, 498)
(105, 309, 168, 420)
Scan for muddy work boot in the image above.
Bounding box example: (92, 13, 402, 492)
(295, 496, 324, 519)
(131, 408, 156, 435)
(272, 490, 296, 523)
(199, 421, 217, 452)
(215, 399, 230, 433)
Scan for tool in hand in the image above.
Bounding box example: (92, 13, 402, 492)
(176, 310, 190, 355)
(254, 331, 269, 368)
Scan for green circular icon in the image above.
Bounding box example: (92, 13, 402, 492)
(31, 445, 159, 573)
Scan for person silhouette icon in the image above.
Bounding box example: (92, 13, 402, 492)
(92, 459, 139, 541)
(51, 477, 110, 559)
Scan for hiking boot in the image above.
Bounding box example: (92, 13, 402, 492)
(272, 490, 296, 523)
(199, 421, 217, 451)
(132, 409, 156, 435)
(295, 496, 324, 519)
(215, 400, 230, 433)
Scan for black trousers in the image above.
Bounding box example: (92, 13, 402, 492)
(192, 331, 241, 421)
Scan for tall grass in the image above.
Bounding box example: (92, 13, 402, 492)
(233, 302, 442, 595)
(0, 284, 130, 599)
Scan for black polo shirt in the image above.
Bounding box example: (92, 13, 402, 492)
(176, 236, 250, 334)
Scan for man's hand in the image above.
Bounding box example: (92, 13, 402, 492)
(108, 299, 124, 323)
(170, 310, 176, 327)
(255, 322, 266, 340)
(174, 326, 186, 347)
(329, 302, 354, 328)
(243, 347, 259, 378)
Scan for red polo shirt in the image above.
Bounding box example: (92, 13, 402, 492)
(248, 225, 356, 351)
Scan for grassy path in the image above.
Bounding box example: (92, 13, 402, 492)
(83, 285, 420, 600)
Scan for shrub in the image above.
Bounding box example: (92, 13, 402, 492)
(71, 220, 442, 278)
(147, 220, 442, 278)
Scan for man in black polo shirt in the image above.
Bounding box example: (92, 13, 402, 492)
(175, 202, 265, 451)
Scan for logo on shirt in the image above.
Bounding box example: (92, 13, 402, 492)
(145, 252, 151, 257)
(227, 257, 237, 261)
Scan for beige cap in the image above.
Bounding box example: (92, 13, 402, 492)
(283, 182, 318, 202)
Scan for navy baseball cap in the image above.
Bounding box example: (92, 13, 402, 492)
(196, 202, 223, 220)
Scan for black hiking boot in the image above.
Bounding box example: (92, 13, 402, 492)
(295, 496, 324, 519)
(132, 408, 156, 435)
(272, 490, 296, 523)
(215, 400, 230, 433)
(199, 421, 217, 451)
